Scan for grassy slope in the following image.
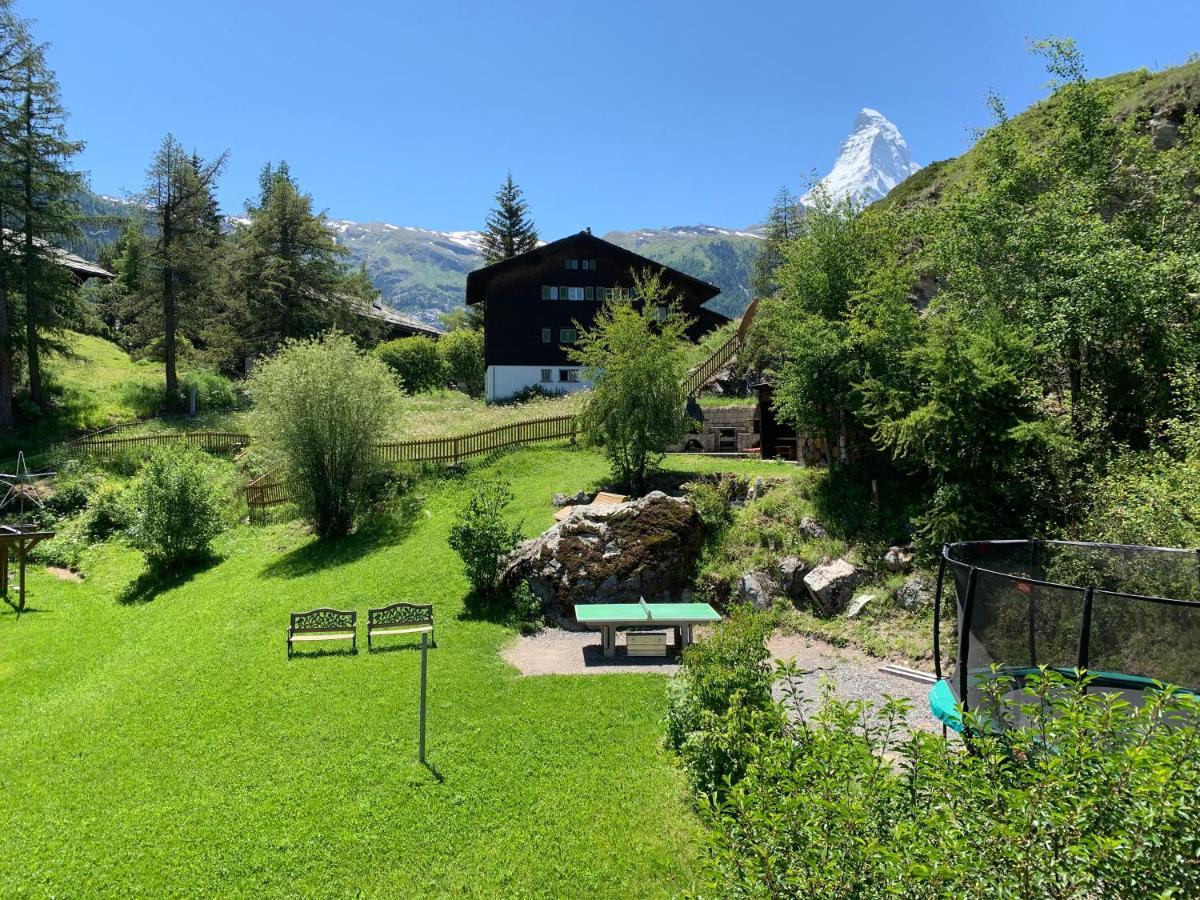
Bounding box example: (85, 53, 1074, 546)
(881, 59, 1200, 210)
(0, 446, 783, 897)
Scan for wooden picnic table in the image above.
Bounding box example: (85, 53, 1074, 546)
(574, 600, 721, 658)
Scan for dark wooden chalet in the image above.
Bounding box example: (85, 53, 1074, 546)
(465, 230, 728, 401)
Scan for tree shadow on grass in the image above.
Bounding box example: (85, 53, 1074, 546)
(260, 504, 421, 580)
(456, 589, 517, 628)
(119, 554, 222, 605)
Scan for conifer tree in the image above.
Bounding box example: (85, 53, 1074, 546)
(480, 171, 538, 263)
(0, 5, 83, 418)
(129, 135, 227, 400)
(750, 186, 804, 300)
(225, 160, 371, 358)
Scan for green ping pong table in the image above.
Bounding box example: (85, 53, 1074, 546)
(574, 600, 722, 658)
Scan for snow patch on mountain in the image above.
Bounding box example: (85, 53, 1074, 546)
(804, 108, 920, 206)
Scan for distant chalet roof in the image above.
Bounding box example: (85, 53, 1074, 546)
(360, 298, 444, 338)
(465, 230, 722, 307)
(1, 229, 115, 282)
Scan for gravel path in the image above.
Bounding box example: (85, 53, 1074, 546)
(503, 628, 942, 733)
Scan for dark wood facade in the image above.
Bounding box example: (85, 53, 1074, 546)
(466, 231, 728, 370)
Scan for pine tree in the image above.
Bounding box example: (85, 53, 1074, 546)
(0, 4, 83, 422)
(130, 135, 227, 400)
(225, 160, 369, 357)
(750, 186, 804, 300)
(480, 171, 538, 263)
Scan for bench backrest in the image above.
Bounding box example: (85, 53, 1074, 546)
(290, 608, 356, 633)
(368, 602, 433, 629)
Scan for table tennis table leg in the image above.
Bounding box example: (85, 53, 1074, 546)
(603, 625, 615, 658)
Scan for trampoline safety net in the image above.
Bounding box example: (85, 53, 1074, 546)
(942, 540, 1200, 718)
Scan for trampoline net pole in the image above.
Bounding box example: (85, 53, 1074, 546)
(1077, 585, 1094, 675)
(933, 550, 947, 681)
(958, 566, 978, 713)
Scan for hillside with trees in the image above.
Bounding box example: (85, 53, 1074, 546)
(747, 41, 1200, 553)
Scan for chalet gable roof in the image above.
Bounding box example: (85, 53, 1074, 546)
(465, 230, 721, 307)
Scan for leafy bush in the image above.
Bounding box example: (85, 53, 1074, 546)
(128, 445, 225, 572)
(694, 669, 1200, 898)
(438, 327, 485, 397)
(85, 482, 134, 539)
(1084, 450, 1200, 547)
(29, 513, 90, 570)
(510, 580, 543, 634)
(687, 480, 736, 547)
(571, 269, 692, 494)
(249, 332, 399, 539)
(375, 336, 445, 394)
(179, 370, 239, 411)
(447, 479, 521, 600)
(665, 609, 776, 795)
(44, 468, 99, 518)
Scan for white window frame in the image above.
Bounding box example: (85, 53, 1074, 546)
(559, 327, 577, 344)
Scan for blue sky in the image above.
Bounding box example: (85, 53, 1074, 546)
(30, 0, 1200, 236)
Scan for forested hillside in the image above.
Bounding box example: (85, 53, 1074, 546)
(748, 41, 1200, 552)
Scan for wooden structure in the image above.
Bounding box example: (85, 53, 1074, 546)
(248, 415, 579, 518)
(0, 524, 55, 613)
(553, 491, 628, 523)
(360, 299, 444, 340)
(626, 631, 668, 657)
(465, 230, 729, 401)
(67, 430, 251, 459)
(367, 602, 435, 650)
(287, 608, 357, 657)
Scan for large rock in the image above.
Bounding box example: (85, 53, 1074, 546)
(501, 491, 704, 628)
(738, 570, 778, 610)
(777, 556, 809, 600)
(896, 574, 934, 612)
(845, 593, 875, 619)
(803, 558, 860, 616)
(883, 545, 915, 573)
(798, 517, 827, 540)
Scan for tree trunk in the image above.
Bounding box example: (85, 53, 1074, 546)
(22, 79, 44, 408)
(162, 205, 178, 400)
(0, 214, 15, 432)
(1067, 335, 1082, 434)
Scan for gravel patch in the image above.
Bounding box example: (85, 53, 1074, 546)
(505, 629, 942, 732)
(769, 634, 941, 732)
(503, 628, 683, 676)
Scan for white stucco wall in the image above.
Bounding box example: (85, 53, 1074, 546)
(485, 365, 593, 402)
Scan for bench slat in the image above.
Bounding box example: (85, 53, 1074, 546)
(369, 625, 434, 637)
(289, 631, 355, 643)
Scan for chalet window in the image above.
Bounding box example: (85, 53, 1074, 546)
(656, 305, 668, 322)
(559, 327, 577, 344)
(566, 287, 585, 301)
(564, 258, 579, 270)
(541, 369, 553, 383)
(542, 285, 559, 300)
(560, 369, 580, 382)
(584, 287, 594, 301)
(541, 328, 552, 343)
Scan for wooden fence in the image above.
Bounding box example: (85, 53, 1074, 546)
(67, 430, 252, 458)
(246, 415, 579, 517)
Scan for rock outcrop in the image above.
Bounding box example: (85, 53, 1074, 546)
(738, 570, 778, 610)
(803, 558, 861, 616)
(777, 556, 809, 601)
(501, 491, 704, 628)
(896, 573, 934, 611)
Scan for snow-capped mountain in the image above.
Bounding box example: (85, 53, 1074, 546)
(803, 108, 921, 206)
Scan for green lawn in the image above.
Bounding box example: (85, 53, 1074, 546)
(0, 446, 784, 897)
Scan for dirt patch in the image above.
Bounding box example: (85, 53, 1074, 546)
(46, 567, 83, 583)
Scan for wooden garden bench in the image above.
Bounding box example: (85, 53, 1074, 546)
(367, 602, 435, 651)
(287, 608, 356, 657)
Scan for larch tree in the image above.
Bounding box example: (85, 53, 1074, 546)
(480, 171, 538, 263)
(130, 135, 227, 400)
(0, 5, 82, 419)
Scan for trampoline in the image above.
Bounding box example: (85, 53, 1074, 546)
(930, 539, 1200, 733)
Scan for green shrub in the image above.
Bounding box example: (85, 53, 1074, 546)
(375, 336, 445, 394)
(510, 580, 543, 634)
(85, 482, 133, 539)
(447, 479, 521, 600)
(438, 327, 485, 397)
(1084, 450, 1200, 547)
(695, 670, 1200, 898)
(44, 469, 100, 518)
(179, 370, 239, 411)
(249, 332, 399, 539)
(128, 445, 225, 572)
(665, 609, 776, 795)
(688, 481, 735, 547)
(29, 513, 89, 570)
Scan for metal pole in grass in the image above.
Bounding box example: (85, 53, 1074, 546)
(418, 631, 428, 764)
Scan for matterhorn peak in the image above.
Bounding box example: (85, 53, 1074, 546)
(803, 108, 921, 207)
